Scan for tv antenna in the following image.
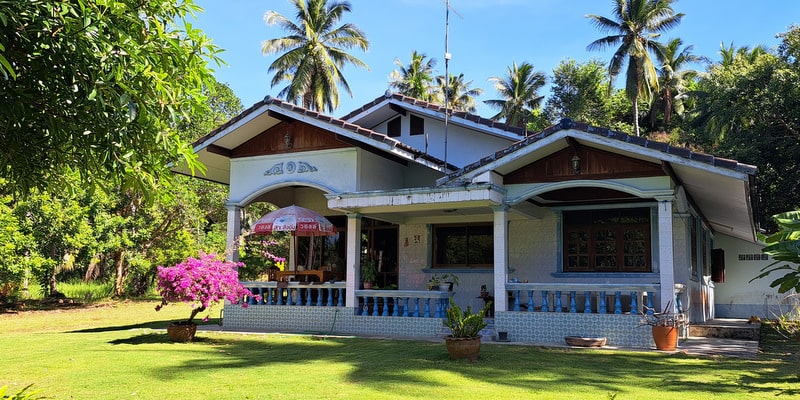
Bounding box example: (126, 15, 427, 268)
(443, 0, 461, 169)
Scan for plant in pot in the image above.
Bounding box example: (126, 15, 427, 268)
(640, 300, 685, 351)
(443, 298, 492, 361)
(427, 273, 460, 291)
(360, 257, 378, 289)
(155, 252, 257, 342)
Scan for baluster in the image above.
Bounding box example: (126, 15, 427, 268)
(555, 291, 562, 312)
(630, 291, 638, 314)
(614, 291, 622, 314)
(306, 287, 313, 305)
(424, 298, 431, 318)
(276, 288, 284, 305)
(326, 288, 333, 307)
(247, 288, 256, 305)
(337, 288, 344, 307)
(584, 291, 591, 313)
(392, 297, 400, 316)
(256, 288, 264, 305)
(513, 290, 521, 311)
(296, 288, 304, 306)
(569, 291, 577, 313)
(289, 288, 296, 306)
(382, 297, 390, 316)
(315, 288, 323, 306)
(647, 291, 655, 315)
(371, 297, 379, 316)
(527, 290, 535, 312)
(267, 288, 274, 305)
(404, 297, 412, 317)
(598, 291, 606, 314)
(413, 298, 420, 317)
(675, 292, 683, 313)
(541, 291, 549, 312)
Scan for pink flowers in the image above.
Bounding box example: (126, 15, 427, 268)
(155, 252, 259, 324)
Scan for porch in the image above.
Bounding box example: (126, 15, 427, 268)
(227, 281, 685, 348)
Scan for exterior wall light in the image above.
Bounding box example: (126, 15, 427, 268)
(571, 154, 581, 174)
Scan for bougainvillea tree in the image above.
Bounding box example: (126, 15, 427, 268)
(155, 252, 257, 324)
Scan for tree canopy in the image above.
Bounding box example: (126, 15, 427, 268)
(0, 0, 221, 197)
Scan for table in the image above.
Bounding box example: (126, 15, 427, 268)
(276, 270, 343, 283)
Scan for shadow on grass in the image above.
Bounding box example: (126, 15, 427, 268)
(102, 328, 800, 397)
(69, 318, 222, 333)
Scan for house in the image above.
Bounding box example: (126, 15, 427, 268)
(174, 91, 778, 347)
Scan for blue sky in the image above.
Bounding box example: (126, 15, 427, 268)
(191, 0, 799, 119)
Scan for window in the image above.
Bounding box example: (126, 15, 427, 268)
(410, 115, 424, 136)
(387, 117, 401, 137)
(563, 208, 651, 272)
(433, 224, 493, 268)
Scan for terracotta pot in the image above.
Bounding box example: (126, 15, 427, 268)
(445, 336, 481, 361)
(167, 322, 197, 342)
(362, 282, 373, 290)
(651, 325, 678, 351)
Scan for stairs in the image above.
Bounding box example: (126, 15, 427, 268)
(688, 319, 760, 341)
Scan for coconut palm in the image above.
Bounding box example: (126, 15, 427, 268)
(434, 73, 483, 114)
(586, 0, 683, 136)
(389, 51, 437, 101)
(653, 38, 705, 127)
(262, 0, 369, 113)
(719, 42, 768, 66)
(484, 62, 546, 128)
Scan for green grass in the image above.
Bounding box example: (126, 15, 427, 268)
(1, 301, 799, 399)
(56, 280, 114, 301)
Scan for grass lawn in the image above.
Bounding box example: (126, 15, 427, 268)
(1, 300, 799, 399)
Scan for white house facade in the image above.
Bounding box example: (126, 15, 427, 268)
(174, 92, 776, 347)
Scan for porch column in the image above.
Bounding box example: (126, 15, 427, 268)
(345, 213, 362, 308)
(492, 205, 509, 313)
(225, 203, 242, 262)
(656, 197, 675, 312)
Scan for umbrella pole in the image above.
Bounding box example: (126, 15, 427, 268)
(307, 236, 314, 270)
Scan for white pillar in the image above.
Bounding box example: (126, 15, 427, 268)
(492, 205, 509, 313)
(225, 203, 242, 262)
(656, 198, 675, 312)
(345, 213, 362, 308)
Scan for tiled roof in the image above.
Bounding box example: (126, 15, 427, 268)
(191, 95, 454, 171)
(340, 91, 529, 136)
(439, 118, 757, 184)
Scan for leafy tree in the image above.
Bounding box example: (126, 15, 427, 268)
(484, 62, 546, 128)
(545, 59, 613, 126)
(389, 51, 437, 101)
(0, 0, 220, 197)
(718, 42, 768, 67)
(434, 73, 484, 114)
(753, 211, 800, 293)
(262, 0, 369, 112)
(586, 0, 683, 136)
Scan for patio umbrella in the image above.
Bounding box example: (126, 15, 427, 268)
(251, 205, 337, 236)
(251, 205, 337, 271)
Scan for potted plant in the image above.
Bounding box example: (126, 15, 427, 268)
(155, 252, 257, 342)
(427, 273, 460, 291)
(361, 257, 378, 289)
(640, 300, 685, 351)
(443, 299, 492, 361)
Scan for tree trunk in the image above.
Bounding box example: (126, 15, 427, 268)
(113, 250, 126, 296)
(83, 254, 102, 282)
(633, 94, 641, 137)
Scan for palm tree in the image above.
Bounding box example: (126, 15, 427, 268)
(653, 38, 705, 127)
(434, 73, 483, 114)
(389, 51, 437, 101)
(262, 0, 369, 113)
(586, 0, 683, 136)
(484, 62, 546, 128)
(719, 42, 767, 66)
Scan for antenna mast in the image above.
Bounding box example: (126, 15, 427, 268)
(443, 0, 452, 168)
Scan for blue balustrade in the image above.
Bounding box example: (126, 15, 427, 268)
(504, 283, 663, 315)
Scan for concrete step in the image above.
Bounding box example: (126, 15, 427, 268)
(689, 319, 759, 341)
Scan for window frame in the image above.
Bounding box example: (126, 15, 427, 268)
(561, 207, 653, 273)
(410, 114, 424, 136)
(431, 223, 494, 269)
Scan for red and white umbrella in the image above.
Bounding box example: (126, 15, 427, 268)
(251, 205, 337, 236)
